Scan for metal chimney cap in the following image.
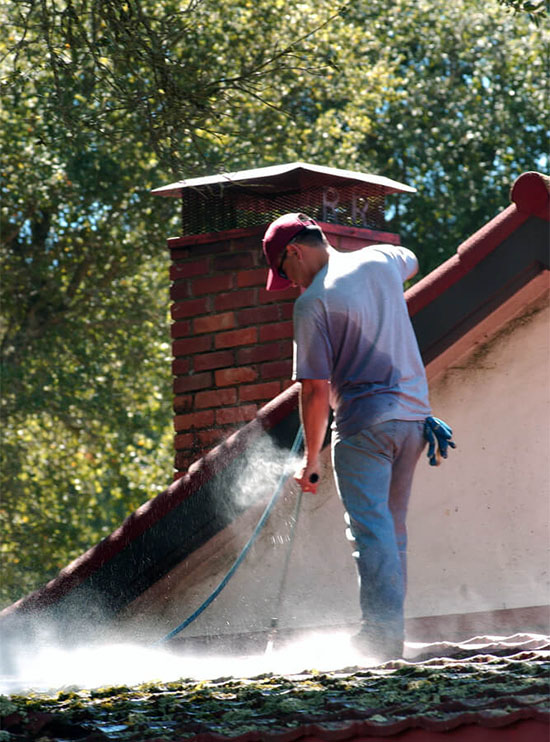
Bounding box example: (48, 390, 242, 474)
(151, 161, 416, 198)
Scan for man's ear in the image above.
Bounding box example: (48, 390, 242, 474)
(289, 243, 303, 261)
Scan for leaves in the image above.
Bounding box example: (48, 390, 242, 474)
(497, 0, 547, 24)
(1, 0, 546, 606)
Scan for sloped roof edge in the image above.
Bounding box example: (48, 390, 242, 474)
(2, 172, 547, 623)
(0, 385, 300, 619)
(405, 171, 549, 317)
(176, 712, 548, 742)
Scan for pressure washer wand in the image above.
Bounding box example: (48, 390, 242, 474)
(264, 473, 318, 655)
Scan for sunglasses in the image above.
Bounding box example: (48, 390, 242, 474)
(278, 249, 289, 280)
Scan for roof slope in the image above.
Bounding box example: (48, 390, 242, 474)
(1, 172, 548, 633)
(2, 636, 549, 741)
(407, 171, 549, 364)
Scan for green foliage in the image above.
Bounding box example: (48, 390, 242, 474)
(1, 0, 547, 608)
(344, 0, 548, 273)
(182, 0, 547, 274)
(497, 0, 547, 25)
(0, 0, 346, 607)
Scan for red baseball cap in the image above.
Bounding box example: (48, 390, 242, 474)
(262, 213, 318, 290)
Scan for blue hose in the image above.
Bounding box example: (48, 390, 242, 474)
(155, 426, 304, 644)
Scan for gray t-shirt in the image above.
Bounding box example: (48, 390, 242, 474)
(292, 244, 431, 438)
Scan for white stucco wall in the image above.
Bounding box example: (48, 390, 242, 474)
(407, 296, 550, 620)
(122, 291, 550, 643)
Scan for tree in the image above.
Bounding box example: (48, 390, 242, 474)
(497, 0, 547, 24)
(346, 0, 547, 273)
(224, 1, 547, 274)
(0, 0, 347, 605)
(177, 0, 547, 273)
(1, 0, 546, 606)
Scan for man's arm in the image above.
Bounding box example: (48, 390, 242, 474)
(295, 378, 330, 493)
(374, 244, 419, 281)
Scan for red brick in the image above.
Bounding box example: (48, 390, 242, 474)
(259, 286, 299, 303)
(239, 381, 281, 402)
(197, 429, 227, 447)
(215, 366, 258, 387)
(214, 288, 256, 312)
(259, 321, 293, 342)
(192, 274, 233, 296)
(189, 241, 227, 257)
(280, 302, 295, 320)
(279, 339, 293, 357)
(236, 343, 284, 365)
(171, 298, 209, 320)
(193, 312, 235, 334)
(171, 320, 192, 338)
(170, 249, 190, 262)
(173, 395, 193, 412)
(260, 360, 293, 379)
(169, 243, 227, 262)
(215, 404, 257, 425)
(170, 282, 190, 301)
(193, 350, 234, 372)
(174, 409, 215, 432)
(215, 327, 258, 350)
(172, 358, 190, 375)
(174, 432, 194, 449)
(229, 234, 263, 251)
(237, 268, 268, 288)
(237, 305, 280, 325)
(195, 388, 237, 409)
(173, 335, 212, 357)
(175, 451, 196, 471)
(173, 372, 212, 394)
(170, 259, 210, 281)
(213, 253, 254, 271)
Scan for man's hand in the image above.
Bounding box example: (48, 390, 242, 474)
(297, 379, 329, 493)
(294, 461, 320, 493)
(424, 416, 456, 466)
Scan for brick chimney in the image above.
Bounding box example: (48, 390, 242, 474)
(152, 162, 416, 476)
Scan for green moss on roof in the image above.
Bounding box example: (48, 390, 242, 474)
(2, 650, 549, 741)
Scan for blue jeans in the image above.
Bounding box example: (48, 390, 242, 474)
(332, 419, 425, 644)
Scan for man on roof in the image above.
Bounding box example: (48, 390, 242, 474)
(262, 212, 449, 662)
